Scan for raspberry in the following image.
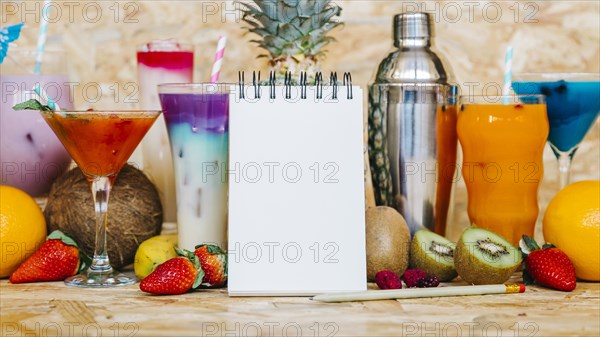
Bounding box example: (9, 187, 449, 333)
(416, 274, 440, 288)
(402, 269, 427, 288)
(375, 270, 402, 290)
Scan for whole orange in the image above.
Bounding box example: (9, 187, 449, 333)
(543, 180, 600, 281)
(0, 186, 47, 278)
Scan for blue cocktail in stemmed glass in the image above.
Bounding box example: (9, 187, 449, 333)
(513, 73, 600, 188)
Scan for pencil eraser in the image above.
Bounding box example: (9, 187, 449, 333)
(519, 284, 526, 293)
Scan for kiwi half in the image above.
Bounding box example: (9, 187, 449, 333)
(454, 227, 522, 285)
(410, 229, 458, 281)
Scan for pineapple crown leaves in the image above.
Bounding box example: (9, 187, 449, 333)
(238, 0, 343, 60)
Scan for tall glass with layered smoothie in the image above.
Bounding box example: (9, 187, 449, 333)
(158, 84, 229, 250)
(457, 95, 548, 245)
(137, 40, 194, 222)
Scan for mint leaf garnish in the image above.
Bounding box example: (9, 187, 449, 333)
(13, 99, 53, 111)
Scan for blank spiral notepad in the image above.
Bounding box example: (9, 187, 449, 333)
(228, 73, 366, 296)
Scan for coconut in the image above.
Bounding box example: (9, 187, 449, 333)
(44, 164, 163, 269)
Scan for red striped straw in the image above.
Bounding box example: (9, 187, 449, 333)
(210, 36, 227, 83)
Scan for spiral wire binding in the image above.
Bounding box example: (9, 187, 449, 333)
(284, 72, 292, 99)
(238, 71, 245, 99)
(330, 72, 338, 100)
(269, 71, 276, 99)
(343, 72, 353, 99)
(300, 72, 307, 99)
(315, 72, 323, 99)
(238, 71, 353, 100)
(253, 71, 261, 99)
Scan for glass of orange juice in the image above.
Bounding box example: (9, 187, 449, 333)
(457, 95, 549, 245)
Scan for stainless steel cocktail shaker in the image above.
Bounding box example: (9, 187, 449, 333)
(368, 12, 457, 235)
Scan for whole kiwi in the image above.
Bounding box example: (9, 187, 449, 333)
(366, 206, 410, 281)
(44, 165, 163, 269)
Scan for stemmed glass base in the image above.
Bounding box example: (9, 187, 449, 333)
(65, 270, 136, 287)
(551, 144, 577, 189)
(63, 175, 136, 288)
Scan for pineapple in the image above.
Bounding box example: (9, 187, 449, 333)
(239, 0, 342, 80)
(368, 85, 394, 206)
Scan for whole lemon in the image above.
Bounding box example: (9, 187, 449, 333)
(543, 180, 600, 281)
(0, 186, 47, 278)
(134, 234, 178, 280)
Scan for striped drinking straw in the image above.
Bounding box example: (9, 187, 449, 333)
(33, 0, 51, 75)
(31, 0, 59, 110)
(502, 46, 513, 103)
(33, 83, 60, 111)
(210, 36, 227, 83)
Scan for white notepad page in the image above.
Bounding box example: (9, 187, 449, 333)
(228, 85, 366, 296)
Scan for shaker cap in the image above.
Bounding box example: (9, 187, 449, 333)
(394, 12, 433, 41)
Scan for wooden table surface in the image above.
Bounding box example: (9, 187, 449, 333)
(1, 275, 599, 337)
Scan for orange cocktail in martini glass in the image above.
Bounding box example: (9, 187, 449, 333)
(41, 110, 160, 287)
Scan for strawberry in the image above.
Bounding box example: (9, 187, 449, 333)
(139, 249, 203, 295)
(9, 230, 85, 283)
(193, 244, 227, 288)
(521, 235, 576, 292)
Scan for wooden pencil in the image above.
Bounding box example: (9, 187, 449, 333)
(312, 284, 525, 303)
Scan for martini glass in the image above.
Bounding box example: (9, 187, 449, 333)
(512, 73, 600, 188)
(40, 110, 160, 287)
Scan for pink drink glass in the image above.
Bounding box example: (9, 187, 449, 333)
(137, 40, 194, 222)
(0, 50, 73, 197)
